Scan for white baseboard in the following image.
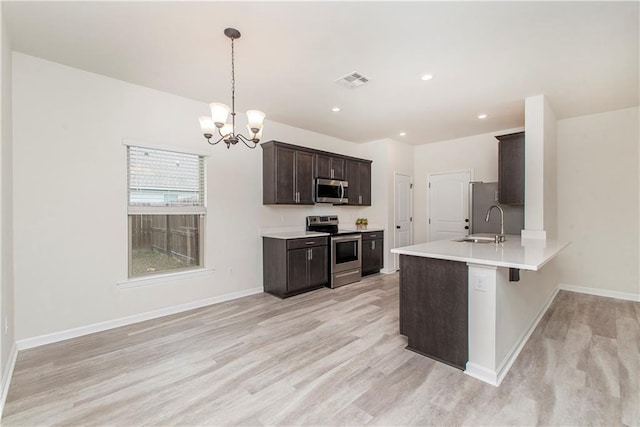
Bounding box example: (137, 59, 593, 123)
(464, 362, 499, 386)
(558, 283, 640, 302)
(464, 286, 560, 387)
(380, 268, 397, 274)
(0, 343, 18, 419)
(493, 286, 560, 386)
(17, 287, 264, 350)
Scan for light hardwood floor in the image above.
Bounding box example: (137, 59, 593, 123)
(2, 273, 639, 426)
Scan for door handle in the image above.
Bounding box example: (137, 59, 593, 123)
(464, 226, 469, 230)
(396, 225, 400, 229)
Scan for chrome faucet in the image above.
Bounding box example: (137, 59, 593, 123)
(485, 204, 506, 243)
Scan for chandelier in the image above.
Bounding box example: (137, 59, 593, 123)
(199, 28, 265, 149)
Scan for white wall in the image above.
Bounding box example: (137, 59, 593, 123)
(12, 53, 388, 341)
(412, 128, 522, 244)
(0, 6, 16, 399)
(557, 107, 639, 297)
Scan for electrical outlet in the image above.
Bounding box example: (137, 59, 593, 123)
(473, 275, 487, 292)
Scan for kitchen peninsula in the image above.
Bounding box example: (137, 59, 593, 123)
(391, 234, 569, 386)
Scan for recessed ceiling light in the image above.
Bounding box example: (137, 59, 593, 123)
(421, 74, 433, 81)
(332, 107, 341, 112)
(399, 132, 407, 136)
(478, 114, 488, 119)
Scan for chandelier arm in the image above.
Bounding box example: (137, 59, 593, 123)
(237, 133, 259, 148)
(206, 132, 228, 146)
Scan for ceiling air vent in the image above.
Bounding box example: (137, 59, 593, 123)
(335, 72, 370, 88)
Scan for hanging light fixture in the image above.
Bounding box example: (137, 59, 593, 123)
(199, 28, 265, 149)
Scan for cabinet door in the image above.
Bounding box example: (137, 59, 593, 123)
(275, 146, 296, 204)
(315, 154, 332, 179)
(287, 248, 309, 293)
(308, 246, 328, 287)
(497, 132, 525, 205)
(345, 160, 361, 205)
(358, 162, 372, 206)
(362, 239, 383, 275)
(296, 151, 315, 204)
(331, 157, 346, 180)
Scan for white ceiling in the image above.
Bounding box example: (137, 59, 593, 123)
(3, 1, 638, 145)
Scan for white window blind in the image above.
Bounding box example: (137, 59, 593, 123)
(128, 146, 206, 215)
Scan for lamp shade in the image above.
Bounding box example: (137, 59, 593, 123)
(199, 116, 216, 136)
(247, 124, 263, 141)
(210, 103, 231, 125)
(246, 110, 266, 130)
(220, 123, 234, 140)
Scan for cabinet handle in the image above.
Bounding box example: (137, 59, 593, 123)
(370, 234, 376, 238)
(305, 241, 315, 245)
(359, 195, 362, 204)
(331, 169, 334, 179)
(309, 248, 313, 260)
(372, 241, 375, 250)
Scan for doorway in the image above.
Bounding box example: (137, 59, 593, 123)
(428, 171, 471, 241)
(394, 173, 413, 270)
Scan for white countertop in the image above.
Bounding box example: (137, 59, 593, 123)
(339, 227, 384, 233)
(261, 231, 330, 239)
(391, 234, 570, 271)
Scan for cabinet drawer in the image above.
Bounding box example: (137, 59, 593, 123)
(361, 231, 384, 241)
(287, 236, 328, 250)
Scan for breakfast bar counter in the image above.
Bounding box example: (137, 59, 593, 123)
(391, 234, 569, 271)
(391, 234, 569, 387)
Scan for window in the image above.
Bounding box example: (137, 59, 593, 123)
(127, 146, 206, 278)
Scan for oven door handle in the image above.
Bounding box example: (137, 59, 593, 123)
(339, 182, 344, 202)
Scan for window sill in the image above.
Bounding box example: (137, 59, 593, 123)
(117, 268, 215, 289)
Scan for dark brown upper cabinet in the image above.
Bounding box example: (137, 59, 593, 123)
(345, 160, 372, 206)
(262, 142, 314, 205)
(496, 131, 525, 206)
(262, 140, 371, 206)
(315, 154, 345, 180)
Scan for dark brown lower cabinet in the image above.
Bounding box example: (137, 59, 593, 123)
(399, 255, 468, 370)
(263, 236, 328, 298)
(361, 231, 383, 276)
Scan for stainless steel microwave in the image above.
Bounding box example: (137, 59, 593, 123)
(315, 178, 349, 204)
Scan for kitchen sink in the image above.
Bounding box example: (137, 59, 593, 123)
(454, 236, 496, 244)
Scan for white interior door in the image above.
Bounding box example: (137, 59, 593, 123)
(394, 173, 413, 270)
(428, 171, 471, 241)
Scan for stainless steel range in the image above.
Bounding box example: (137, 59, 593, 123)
(306, 215, 362, 288)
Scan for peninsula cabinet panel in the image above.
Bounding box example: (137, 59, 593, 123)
(263, 236, 329, 298)
(496, 131, 525, 206)
(399, 255, 468, 370)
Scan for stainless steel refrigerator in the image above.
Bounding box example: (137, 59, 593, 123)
(469, 182, 524, 235)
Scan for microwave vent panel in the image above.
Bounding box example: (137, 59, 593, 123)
(335, 72, 370, 88)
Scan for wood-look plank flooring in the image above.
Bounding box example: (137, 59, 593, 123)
(3, 273, 639, 426)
